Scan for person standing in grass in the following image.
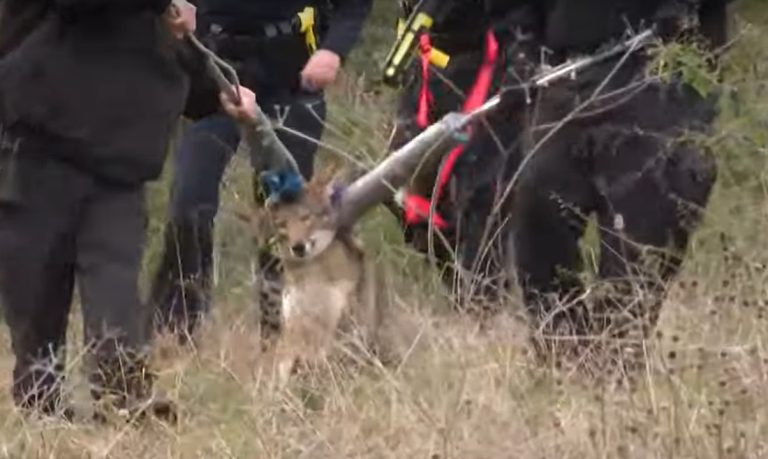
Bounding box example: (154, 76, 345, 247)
(382, 0, 539, 311)
(499, 0, 733, 361)
(384, 0, 733, 358)
(0, 0, 199, 420)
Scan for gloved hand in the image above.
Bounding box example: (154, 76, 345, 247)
(219, 85, 258, 124)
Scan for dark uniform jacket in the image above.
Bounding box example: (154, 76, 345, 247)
(192, 0, 372, 60)
(538, 0, 732, 53)
(426, 0, 732, 54)
(0, 0, 189, 186)
(179, 0, 372, 120)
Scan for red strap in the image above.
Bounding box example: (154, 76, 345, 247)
(404, 30, 500, 229)
(433, 30, 499, 204)
(465, 30, 500, 112)
(403, 193, 449, 229)
(416, 33, 434, 129)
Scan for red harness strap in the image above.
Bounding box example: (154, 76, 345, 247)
(402, 193, 449, 229)
(416, 33, 435, 129)
(404, 29, 500, 229)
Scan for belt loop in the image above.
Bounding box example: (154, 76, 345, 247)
(264, 23, 278, 39)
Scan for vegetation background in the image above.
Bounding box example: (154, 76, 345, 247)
(1, 0, 768, 457)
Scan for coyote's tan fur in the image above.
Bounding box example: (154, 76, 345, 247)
(248, 175, 388, 386)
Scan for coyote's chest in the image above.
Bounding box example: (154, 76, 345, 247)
(273, 236, 379, 385)
(281, 239, 363, 328)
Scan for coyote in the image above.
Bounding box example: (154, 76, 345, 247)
(245, 175, 387, 386)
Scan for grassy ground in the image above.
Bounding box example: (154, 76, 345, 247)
(1, 1, 768, 457)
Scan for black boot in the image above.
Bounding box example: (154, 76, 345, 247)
(89, 345, 177, 425)
(150, 220, 214, 343)
(12, 351, 74, 421)
(452, 189, 512, 314)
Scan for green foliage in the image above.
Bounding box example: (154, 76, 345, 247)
(345, 0, 399, 81)
(646, 39, 719, 97)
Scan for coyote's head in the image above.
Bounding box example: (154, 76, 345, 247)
(267, 178, 341, 262)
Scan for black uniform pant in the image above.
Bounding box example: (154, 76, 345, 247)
(0, 127, 152, 414)
(511, 63, 718, 349)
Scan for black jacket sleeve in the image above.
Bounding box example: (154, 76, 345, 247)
(320, 0, 372, 59)
(0, 0, 50, 56)
(53, 0, 171, 14)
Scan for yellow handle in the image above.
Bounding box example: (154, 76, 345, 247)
(297, 7, 317, 53)
(384, 11, 452, 84)
(393, 15, 449, 69)
(429, 47, 450, 69)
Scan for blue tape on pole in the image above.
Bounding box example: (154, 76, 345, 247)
(260, 170, 304, 203)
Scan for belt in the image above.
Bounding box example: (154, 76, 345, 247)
(202, 6, 318, 54)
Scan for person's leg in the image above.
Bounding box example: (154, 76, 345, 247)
(450, 106, 524, 310)
(0, 146, 84, 417)
(76, 181, 173, 419)
(590, 123, 717, 342)
(510, 122, 598, 345)
(150, 114, 241, 340)
(452, 183, 511, 309)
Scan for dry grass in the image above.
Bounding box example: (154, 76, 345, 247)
(2, 2, 768, 458)
(0, 273, 766, 458)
